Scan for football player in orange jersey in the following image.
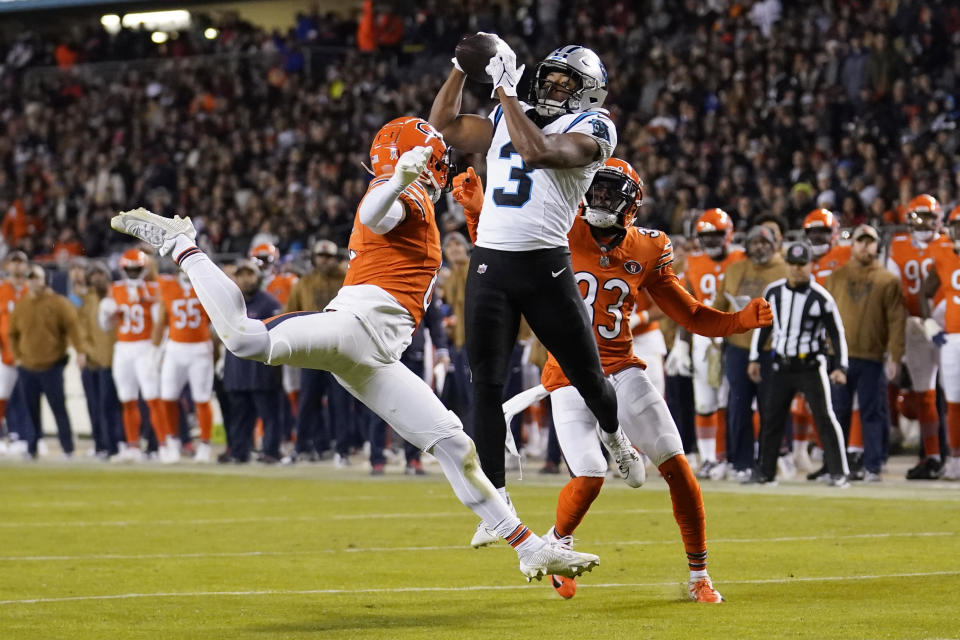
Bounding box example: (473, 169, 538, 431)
(110, 116, 601, 582)
(250, 243, 301, 446)
(920, 204, 960, 480)
(791, 209, 852, 474)
(885, 194, 951, 479)
(153, 271, 215, 462)
(673, 209, 746, 480)
(453, 158, 772, 602)
(98, 249, 166, 461)
(0, 251, 28, 453)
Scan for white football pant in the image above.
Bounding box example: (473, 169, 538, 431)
(160, 341, 214, 402)
(112, 340, 160, 403)
(632, 328, 667, 396)
(691, 333, 728, 414)
(0, 362, 17, 400)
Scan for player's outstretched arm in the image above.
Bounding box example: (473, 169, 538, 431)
(648, 269, 772, 337)
(450, 167, 483, 242)
(357, 146, 432, 235)
(429, 66, 494, 153)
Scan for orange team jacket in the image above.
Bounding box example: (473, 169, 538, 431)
(265, 272, 298, 307)
(110, 280, 160, 342)
(930, 243, 960, 333)
(157, 275, 210, 343)
(812, 244, 851, 285)
(887, 233, 951, 317)
(0, 281, 26, 365)
(541, 219, 749, 392)
(684, 249, 746, 306)
(343, 177, 441, 327)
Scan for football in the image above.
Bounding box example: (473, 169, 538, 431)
(455, 33, 498, 83)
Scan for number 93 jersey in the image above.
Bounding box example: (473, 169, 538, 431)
(541, 219, 673, 392)
(476, 102, 617, 251)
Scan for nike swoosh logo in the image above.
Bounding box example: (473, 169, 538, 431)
(551, 268, 567, 278)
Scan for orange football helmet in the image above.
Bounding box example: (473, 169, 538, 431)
(119, 248, 147, 279)
(369, 117, 451, 202)
(249, 243, 280, 268)
(906, 194, 943, 243)
(946, 204, 960, 242)
(580, 157, 643, 230)
(803, 208, 839, 258)
(695, 208, 733, 258)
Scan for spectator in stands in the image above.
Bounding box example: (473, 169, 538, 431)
(9, 265, 80, 458)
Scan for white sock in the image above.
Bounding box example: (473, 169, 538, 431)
(690, 569, 708, 581)
(513, 533, 544, 556)
(698, 437, 716, 463)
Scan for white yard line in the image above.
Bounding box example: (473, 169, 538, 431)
(0, 531, 953, 562)
(1, 570, 958, 606)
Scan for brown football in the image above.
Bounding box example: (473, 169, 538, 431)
(455, 33, 498, 83)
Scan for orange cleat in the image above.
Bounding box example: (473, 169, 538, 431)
(689, 576, 724, 603)
(550, 574, 577, 599)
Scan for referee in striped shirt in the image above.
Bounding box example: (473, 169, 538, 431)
(747, 242, 850, 486)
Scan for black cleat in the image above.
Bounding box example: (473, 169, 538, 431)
(906, 457, 943, 480)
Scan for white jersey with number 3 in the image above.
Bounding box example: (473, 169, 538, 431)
(476, 102, 617, 251)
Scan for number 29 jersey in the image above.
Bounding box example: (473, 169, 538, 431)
(541, 219, 673, 392)
(476, 102, 617, 252)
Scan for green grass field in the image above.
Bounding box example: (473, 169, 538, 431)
(0, 460, 958, 640)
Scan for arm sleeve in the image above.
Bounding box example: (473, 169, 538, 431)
(821, 290, 848, 369)
(646, 266, 750, 338)
(357, 175, 408, 235)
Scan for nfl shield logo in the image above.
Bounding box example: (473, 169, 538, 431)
(477, 263, 488, 274)
(624, 260, 642, 274)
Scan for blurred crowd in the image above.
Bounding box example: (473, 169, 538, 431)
(0, 0, 960, 478)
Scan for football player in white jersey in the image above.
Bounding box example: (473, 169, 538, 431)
(430, 37, 643, 544)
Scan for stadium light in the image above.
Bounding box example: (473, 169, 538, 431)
(204, 27, 218, 40)
(151, 31, 168, 44)
(100, 14, 121, 35)
(122, 9, 191, 33)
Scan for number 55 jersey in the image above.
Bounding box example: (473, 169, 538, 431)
(476, 102, 617, 252)
(157, 274, 214, 404)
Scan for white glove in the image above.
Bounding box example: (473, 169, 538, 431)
(665, 340, 692, 377)
(394, 146, 432, 188)
(484, 36, 525, 98)
(923, 317, 944, 341)
(450, 56, 464, 73)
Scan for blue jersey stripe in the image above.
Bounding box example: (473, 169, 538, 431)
(493, 104, 503, 130)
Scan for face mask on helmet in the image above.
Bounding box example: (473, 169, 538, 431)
(423, 146, 456, 203)
(909, 211, 939, 244)
(804, 228, 833, 257)
(530, 47, 608, 117)
(123, 266, 144, 281)
(581, 172, 639, 230)
(698, 231, 726, 258)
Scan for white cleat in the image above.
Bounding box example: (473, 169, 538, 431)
(110, 208, 197, 257)
(597, 426, 645, 487)
(194, 442, 212, 463)
(519, 540, 599, 582)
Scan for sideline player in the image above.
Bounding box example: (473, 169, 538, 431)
(110, 116, 600, 582)
(886, 194, 950, 479)
(154, 271, 215, 462)
(99, 249, 165, 461)
(453, 159, 772, 602)
(674, 209, 745, 479)
(920, 205, 960, 480)
(430, 37, 643, 539)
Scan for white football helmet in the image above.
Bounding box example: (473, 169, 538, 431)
(530, 45, 608, 117)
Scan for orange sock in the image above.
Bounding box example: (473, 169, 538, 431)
(196, 401, 213, 442)
(146, 399, 167, 444)
(287, 391, 299, 417)
(716, 408, 727, 461)
(695, 413, 716, 441)
(121, 401, 141, 445)
(791, 395, 811, 442)
(163, 400, 180, 442)
(849, 410, 863, 449)
(888, 384, 902, 424)
(0, 399, 7, 420)
(917, 390, 941, 459)
(659, 454, 707, 571)
(554, 476, 605, 538)
(255, 418, 263, 447)
(505, 524, 532, 548)
(946, 403, 960, 457)
(752, 410, 761, 439)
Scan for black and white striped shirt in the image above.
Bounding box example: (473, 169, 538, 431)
(749, 278, 848, 369)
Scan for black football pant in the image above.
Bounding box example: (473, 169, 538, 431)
(759, 360, 847, 480)
(465, 246, 617, 488)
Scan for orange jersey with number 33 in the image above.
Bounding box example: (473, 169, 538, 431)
(343, 179, 441, 326)
(541, 220, 675, 392)
(158, 275, 210, 343)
